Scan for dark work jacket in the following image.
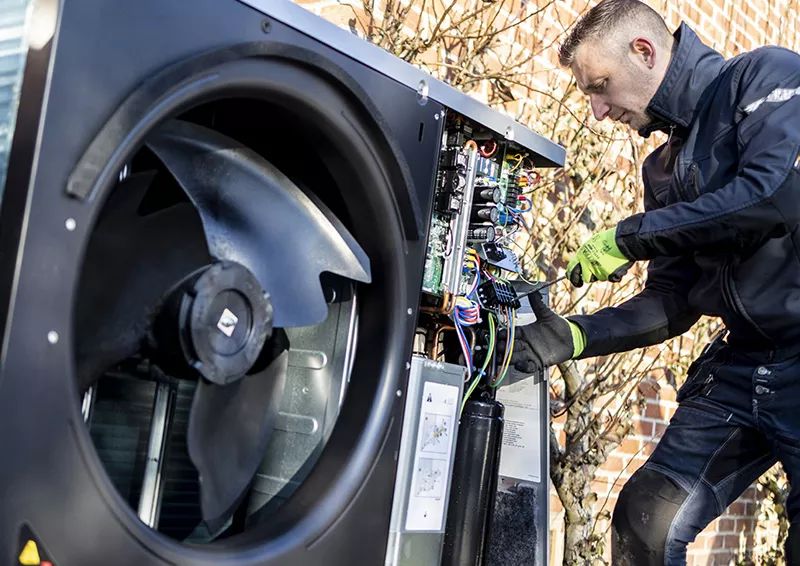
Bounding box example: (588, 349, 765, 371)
(569, 23, 800, 357)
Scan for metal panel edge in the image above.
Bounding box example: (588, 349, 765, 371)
(236, 0, 566, 168)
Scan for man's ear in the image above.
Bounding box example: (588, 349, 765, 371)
(631, 37, 656, 68)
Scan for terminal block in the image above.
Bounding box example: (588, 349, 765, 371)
(477, 279, 520, 310)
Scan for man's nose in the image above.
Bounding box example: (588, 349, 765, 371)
(590, 95, 610, 121)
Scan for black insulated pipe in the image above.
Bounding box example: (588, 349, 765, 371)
(441, 399, 504, 566)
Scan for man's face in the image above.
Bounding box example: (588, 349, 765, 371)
(571, 38, 662, 131)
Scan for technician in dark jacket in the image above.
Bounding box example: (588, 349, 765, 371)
(511, 0, 800, 563)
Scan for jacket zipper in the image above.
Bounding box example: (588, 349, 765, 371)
(686, 163, 700, 199)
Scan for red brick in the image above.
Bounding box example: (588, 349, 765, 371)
(638, 380, 660, 400)
(727, 501, 746, 515)
(659, 385, 678, 402)
(619, 438, 641, 455)
(719, 518, 736, 533)
(725, 534, 742, 548)
(604, 455, 625, 471)
(645, 402, 665, 420)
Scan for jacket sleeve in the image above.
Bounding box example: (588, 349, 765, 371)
(616, 47, 800, 261)
(566, 152, 702, 358)
(567, 255, 702, 358)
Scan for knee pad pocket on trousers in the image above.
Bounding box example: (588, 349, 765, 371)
(612, 468, 690, 566)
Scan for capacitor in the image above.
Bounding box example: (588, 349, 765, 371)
(478, 188, 502, 203)
(467, 226, 496, 243)
(471, 205, 499, 223)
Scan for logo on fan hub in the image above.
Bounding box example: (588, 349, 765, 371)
(217, 308, 239, 337)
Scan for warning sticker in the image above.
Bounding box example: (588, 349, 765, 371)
(17, 524, 54, 566)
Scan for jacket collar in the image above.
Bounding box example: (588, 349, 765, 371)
(639, 23, 726, 138)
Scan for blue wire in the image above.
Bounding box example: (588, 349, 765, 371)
(452, 316, 473, 371)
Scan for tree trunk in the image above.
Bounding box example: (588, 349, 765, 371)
(559, 469, 596, 564)
(551, 361, 604, 565)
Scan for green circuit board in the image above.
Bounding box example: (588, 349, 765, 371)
(422, 214, 449, 294)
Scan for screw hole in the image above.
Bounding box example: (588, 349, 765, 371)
(261, 19, 272, 33)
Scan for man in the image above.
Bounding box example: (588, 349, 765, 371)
(510, 0, 800, 563)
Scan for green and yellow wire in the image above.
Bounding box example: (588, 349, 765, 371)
(460, 312, 495, 416)
(491, 306, 515, 388)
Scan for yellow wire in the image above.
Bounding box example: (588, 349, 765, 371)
(507, 154, 525, 173)
(492, 307, 515, 387)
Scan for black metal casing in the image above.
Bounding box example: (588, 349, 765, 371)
(0, 1, 564, 565)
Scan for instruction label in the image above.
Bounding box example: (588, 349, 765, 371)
(496, 301, 543, 483)
(496, 375, 542, 483)
(405, 381, 459, 531)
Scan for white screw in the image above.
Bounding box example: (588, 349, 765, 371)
(505, 126, 515, 140)
(396, 390, 402, 397)
(65, 218, 76, 231)
(407, 308, 413, 315)
(47, 331, 59, 344)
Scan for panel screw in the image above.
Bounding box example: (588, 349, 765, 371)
(261, 19, 272, 33)
(396, 390, 402, 397)
(65, 218, 76, 231)
(417, 80, 429, 106)
(407, 308, 413, 315)
(47, 331, 59, 344)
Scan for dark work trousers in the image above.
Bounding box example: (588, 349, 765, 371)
(612, 338, 800, 564)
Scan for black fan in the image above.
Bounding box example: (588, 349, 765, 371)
(74, 119, 371, 533)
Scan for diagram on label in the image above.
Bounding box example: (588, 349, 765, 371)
(405, 381, 459, 532)
(414, 458, 445, 498)
(420, 413, 451, 454)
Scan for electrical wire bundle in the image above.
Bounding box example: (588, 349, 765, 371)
(460, 312, 495, 416)
(452, 295, 480, 375)
(491, 306, 515, 388)
(464, 248, 481, 298)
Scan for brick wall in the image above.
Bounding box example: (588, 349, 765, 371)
(290, 0, 798, 563)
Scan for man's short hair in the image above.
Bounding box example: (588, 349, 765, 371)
(558, 0, 672, 67)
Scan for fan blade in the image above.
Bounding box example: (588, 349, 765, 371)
(187, 331, 289, 533)
(146, 120, 371, 328)
(75, 172, 211, 391)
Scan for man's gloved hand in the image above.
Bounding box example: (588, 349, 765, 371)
(501, 291, 586, 374)
(567, 227, 633, 287)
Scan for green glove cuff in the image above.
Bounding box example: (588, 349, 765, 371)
(568, 320, 586, 358)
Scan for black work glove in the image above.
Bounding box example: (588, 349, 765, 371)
(499, 292, 586, 374)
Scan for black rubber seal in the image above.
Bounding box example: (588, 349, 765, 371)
(65, 41, 422, 240)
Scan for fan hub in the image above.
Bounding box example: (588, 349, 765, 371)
(187, 262, 272, 385)
(152, 261, 273, 386)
